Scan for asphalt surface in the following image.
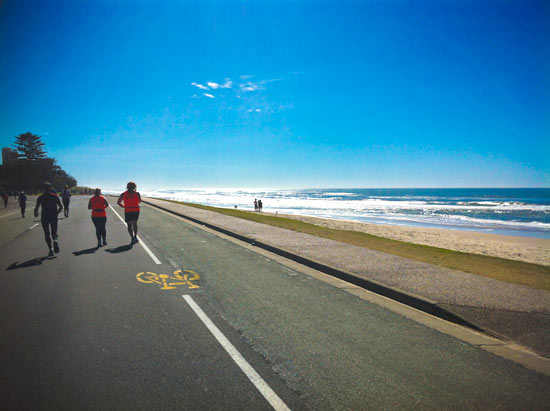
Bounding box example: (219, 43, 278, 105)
(1, 196, 550, 410)
(0, 197, 303, 410)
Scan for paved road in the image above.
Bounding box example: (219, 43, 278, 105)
(0, 197, 302, 410)
(1, 197, 549, 410)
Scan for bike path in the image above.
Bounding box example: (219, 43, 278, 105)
(0, 196, 303, 410)
(136, 201, 550, 410)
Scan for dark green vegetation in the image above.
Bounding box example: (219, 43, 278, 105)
(0, 132, 77, 192)
(164, 199, 550, 292)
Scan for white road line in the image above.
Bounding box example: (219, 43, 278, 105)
(182, 295, 291, 411)
(29, 223, 39, 230)
(0, 211, 19, 218)
(109, 206, 162, 265)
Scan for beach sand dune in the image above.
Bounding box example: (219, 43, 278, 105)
(268, 213, 550, 267)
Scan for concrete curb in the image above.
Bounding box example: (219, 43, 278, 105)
(142, 199, 484, 332)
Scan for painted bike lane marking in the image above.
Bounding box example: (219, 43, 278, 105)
(136, 269, 200, 290)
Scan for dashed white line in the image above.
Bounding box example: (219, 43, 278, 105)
(109, 206, 162, 265)
(0, 211, 19, 218)
(182, 295, 291, 411)
(29, 223, 39, 230)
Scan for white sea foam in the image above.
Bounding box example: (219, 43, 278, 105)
(323, 192, 358, 196)
(105, 187, 550, 237)
(130, 189, 550, 213)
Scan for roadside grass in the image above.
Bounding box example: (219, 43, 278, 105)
(163, 200, 550, 292)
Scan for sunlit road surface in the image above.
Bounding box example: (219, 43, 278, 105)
(1, 197, 549, 410)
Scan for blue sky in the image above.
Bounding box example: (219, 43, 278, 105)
(1, 0, 548, 189)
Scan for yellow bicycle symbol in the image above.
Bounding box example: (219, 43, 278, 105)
(136, 270, 200, 290)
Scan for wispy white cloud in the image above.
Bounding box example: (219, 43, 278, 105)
(190, 76, 289, 114)
(239, 78, 281, 93)
(207, 79, 232, 89)
(191, 82, 209, 90)
(240, 82, 263, 92)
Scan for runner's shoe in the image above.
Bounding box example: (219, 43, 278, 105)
(53, 241, 60, 253)
(102, 239, 107, 246)
(134, 236, 139, 243)
(48, 249, 54, 257)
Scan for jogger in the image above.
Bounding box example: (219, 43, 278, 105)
(18, 191, 27, 217)
(117, 181, 141, 244)
(34, 182, 63, 257)
(88, 188, 109, 248)
(61, 185, 71, 217)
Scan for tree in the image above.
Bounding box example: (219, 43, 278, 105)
(11, 132, 48, 191)
(14, 132, 47, 164)
(4, 132, 78, 192)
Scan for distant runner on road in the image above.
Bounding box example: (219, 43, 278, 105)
(34, 182, 63, 257)
(2, 192, 8, 208)
(88, 188, 109, 248)
(18, 191, 27, 218)
(117, 181, 142, 245)
(61, 185, 71, 217)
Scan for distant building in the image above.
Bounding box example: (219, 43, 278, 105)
(2, 148, 17, 165)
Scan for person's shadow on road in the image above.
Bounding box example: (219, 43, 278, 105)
(7, 257, 49, 270)
(73, 247, 98, 256)
(105, 244, 133, 254)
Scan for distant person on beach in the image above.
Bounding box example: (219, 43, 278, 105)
(258, 199, 263, 212)
(254, 198, 258, 211)
(88, 188, 109, 248)
(117, 181, 142, 244)
(34, 182, 63, 257)
(2, 192, 8, 208)
(61, 185, 71, 217)
(18, 191, 27, 217)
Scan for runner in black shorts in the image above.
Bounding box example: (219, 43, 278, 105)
(117, 181, 142, 244)
(34, 182, 63, 257)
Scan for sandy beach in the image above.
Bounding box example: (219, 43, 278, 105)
(266, 212, 550, 266)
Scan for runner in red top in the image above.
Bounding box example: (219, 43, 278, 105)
(88, 188, 109, 248)
(117, 181, 142, 244)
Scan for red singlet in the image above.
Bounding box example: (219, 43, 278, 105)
(122, 191, 141, 212)
(90, 195, 107, 217)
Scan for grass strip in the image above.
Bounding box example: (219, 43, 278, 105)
(163, 199, 550, 291)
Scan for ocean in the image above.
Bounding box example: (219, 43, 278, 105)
(112, 188, 550, 239)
